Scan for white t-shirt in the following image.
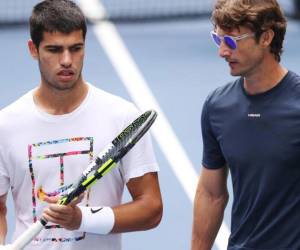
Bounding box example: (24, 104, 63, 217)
(0, 84, 159, 250)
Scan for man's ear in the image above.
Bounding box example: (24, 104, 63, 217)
(260, 29, 275, 48)
(28, 39, 39, 59)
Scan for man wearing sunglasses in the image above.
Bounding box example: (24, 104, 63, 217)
(192, 0, 300, 250)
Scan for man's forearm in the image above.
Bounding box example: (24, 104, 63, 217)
(0, 205, 7, 244)
(110, 172, 163, 233)
(191, 188, 228, 250)
(0, 194, 8, 245)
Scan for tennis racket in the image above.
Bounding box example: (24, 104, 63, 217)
(9, 109, 157, 250)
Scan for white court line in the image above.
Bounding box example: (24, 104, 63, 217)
(77, 1, 230, 249)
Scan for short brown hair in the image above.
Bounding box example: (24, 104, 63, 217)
(211, 0, 287, 62)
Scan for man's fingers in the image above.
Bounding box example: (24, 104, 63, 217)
(68, 193, 85, 206)
(43, 195, 60, 204)
(43, 206, 67, 221)
(43, 191, 85, 205)
(42, 203, 82, 230)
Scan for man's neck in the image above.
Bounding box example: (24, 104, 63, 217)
(33, 80, 89, 115)
(243, 57, 288, 95)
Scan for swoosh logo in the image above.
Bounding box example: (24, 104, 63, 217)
(90, 207, 103, 214)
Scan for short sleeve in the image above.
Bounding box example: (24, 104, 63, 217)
(201, 98, 226, 169)
(119, 106, 159, 183)
(0, 145, 10, 195)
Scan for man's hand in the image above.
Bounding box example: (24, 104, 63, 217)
(42, 194, 83, 230)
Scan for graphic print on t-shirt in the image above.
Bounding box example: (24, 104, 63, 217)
(28, 137, 93, 243)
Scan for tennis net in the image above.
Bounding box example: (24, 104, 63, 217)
(0, 0, 213, 26)
(1, 0, 298, 27)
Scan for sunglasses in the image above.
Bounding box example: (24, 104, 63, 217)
(210, 31, 255, 50)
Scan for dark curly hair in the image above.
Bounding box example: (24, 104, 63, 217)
(211, 0, 287, 62)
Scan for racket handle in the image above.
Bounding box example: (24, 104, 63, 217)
(10, 220, 45, 250)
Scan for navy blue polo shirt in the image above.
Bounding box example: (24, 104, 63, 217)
(201, 71, 300, 249)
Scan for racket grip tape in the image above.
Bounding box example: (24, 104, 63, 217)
(10, 220, 45, 250)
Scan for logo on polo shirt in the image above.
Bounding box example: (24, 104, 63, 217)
(248, 113, 261, 118)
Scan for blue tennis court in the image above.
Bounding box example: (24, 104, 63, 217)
(1, 1, 299, 249)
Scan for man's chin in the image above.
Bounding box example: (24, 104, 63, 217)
(47, 82, 77, 91)
(229, 67, 246, 77)
(230, 71, 241, 77)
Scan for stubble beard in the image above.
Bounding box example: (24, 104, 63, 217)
(39, 61, 83, 92)
(231, 53, 264, 78)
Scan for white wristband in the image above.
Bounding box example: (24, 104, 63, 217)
(78, 206, 115, 235)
